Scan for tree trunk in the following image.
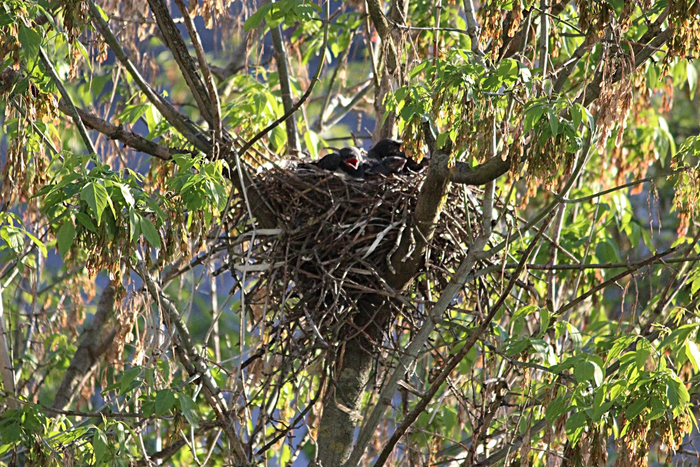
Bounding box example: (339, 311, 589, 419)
(315, 295, 391, 465)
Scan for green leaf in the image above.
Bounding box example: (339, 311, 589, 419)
(76, 212, 97, 233)
(155, 389, 175, 416)
(524, 104, 546, 132)
(505, 338, 530, 356)
(625, 397, 649, 419)
(635, 339, 651, 370)
(80, 182, 109, 226)
(19, 25, 42, 61)
(575, 360, 603, 386)
(140, 218, 161, 249)
(545, 395, 570, 423)
(565, 411, 588, 444)
(538, 306, 550, 338)
(512, 304, 537, 322)
(92, 428, 108, 464)
(547, 108, 559, 136)
(606, 336, 635, 364)
(119, 366, 142, 395)
(496, 58, 518, 82)
(95, 3, 109, 21)
(566, 322, 582, 351)
(595, 240, 618, 264)
(688, 62, 698, 99)
(128, 209, 141, 242)
(57, 221, 75, 258)
(176, 393, 199, 428)
(244, 4, 271, 31)
(692, 271, 700, 296)
(571, 103, 582, 129)
(269, 124, 287, 152)
(24, 231, 47, 257)
(118, 184, 135, 207)
(666, 377, 690, 409)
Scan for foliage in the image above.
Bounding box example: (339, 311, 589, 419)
(0, 0, 700, 466)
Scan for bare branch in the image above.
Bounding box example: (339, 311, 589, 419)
(554, 246, 681, 317)
(172, 0, 222, 140)
(0, 281, 17, 410)
(268, 8, 300, 152)
(57, 100, 185, 161)
(449, 157, 511, 185)
(38, 48, 97, 155)
(146, 0, 215, 126)
(137, 261, 248, 463)
(87, 0, 210, 153)
(51, 282, 117, 411)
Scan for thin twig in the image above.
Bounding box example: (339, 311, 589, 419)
(239, 0, 330, 155)
(38, 48, 97, 154)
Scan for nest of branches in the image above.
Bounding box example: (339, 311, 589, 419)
(225, 162, 482, 351)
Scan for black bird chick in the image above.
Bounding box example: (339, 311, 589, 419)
(365, 156, 407, 176)
(338, 147, 366, 178)
(399, 151, 427, 173)
(367, 138, 403, 160)
(313, 151, 363, 178)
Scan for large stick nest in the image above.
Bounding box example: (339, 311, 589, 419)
(225, 162, 483, 347)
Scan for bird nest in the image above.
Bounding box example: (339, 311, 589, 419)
(225, 162, 482, 346)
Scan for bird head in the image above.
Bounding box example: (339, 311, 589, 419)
(382, 156, 407, 173)
(339, 148, 362, 170)
(368, 138, 403, 160)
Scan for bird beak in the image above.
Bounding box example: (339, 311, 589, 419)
(345, 158, 359, 170)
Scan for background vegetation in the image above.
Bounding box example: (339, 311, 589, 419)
(1, 0, 700, 465)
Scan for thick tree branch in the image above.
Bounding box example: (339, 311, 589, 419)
(372, 210, 555, 467)
(87, 0, 211, 153)
(147, 0, 215, 126)
(51, 282, 116, 411)
(449, 157, 511, 185)
(386, 150, 452, 288)
(57, 100, 185, 161)
(268, 9, 300, 152)
(172, 0, 222, 140)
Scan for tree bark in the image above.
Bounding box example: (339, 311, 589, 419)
(51, 282, 116, 411)
(315, 294, 391, 466)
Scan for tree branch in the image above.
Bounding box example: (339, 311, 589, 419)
(369, 207, 556, 467)
(268, 6, 300, 152)
(137, 261, 248, 463)
(146, 0, 215, 126)
(581, 28, 672, 107)
(449, 157, 511, 185)
(56, 100, 185, 161)
(238, 0, 330, 156)
(172, 0, 222, 140)
(38, 48, 97, 155)
(0, 279, 17, 410)
(51, 282, 116, 411)
(87, 0, 211, 153)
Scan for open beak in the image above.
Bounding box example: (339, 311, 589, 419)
(345, 158, 360, 170)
